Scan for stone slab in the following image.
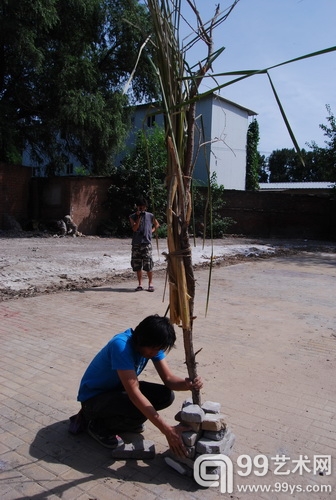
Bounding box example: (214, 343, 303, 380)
(196, 429, 235, 455)
(110, 439, 155, 459)
(181, 404, 205, 423)
(203, 427, 227, 441)
(182, 430, 201, 447)
(201, 413, 227, 431)
(164, 457, 192, 477)
(201, 401, 221, 414)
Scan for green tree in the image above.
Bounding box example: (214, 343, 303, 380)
(268, 145, 334, 183)
(308, 105, 336, 182)
(258, 152, 268, 182)
(245, 119, 260, 190)
(0, 0, 158, 173)
(102, 125, 167, 235)
(0, 0, 58, 164)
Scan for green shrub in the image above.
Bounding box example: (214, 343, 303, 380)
(191, 173, 236, 238)
(104, 125, 167, 236)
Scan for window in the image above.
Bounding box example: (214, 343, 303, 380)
(147, 115, 156, 128)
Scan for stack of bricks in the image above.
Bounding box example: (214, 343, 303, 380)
(165, 398, 235, 476)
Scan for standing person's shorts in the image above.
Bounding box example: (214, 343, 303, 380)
(131, 244, 153, 272)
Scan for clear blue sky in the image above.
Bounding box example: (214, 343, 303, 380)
(181, 0, 336, 156)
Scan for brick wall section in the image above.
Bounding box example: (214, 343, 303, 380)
(68, 177, 112, 234)
(30, 176, 112, 234)
(0, 162, 32, 228)
(221, 190, 335, 240)
(1, 164, 335, 239)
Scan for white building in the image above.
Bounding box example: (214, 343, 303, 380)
(124, 92, 257, 190)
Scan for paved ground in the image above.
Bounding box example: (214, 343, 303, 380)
(0, 248, 335, 499)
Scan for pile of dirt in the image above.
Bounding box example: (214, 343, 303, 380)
(0, 233, 335, 301)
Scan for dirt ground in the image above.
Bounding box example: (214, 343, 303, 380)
(0, 231, 335, 301)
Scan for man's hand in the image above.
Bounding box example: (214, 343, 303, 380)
(185, 375, 203, 391)
(164, 423, 190, 458)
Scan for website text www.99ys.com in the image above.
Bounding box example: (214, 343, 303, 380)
(193, 454, 332, 494)
(236, 483, 332, 494)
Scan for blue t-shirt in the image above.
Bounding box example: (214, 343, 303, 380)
(77, 328, 165, 402)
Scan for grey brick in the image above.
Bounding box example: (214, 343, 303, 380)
(110, 439, 155, 459)
(164, 456, 192, 476)
(182, 421, 201, 432)
(196, 429, 235, 455)
(201, 412, 227, 431)
(185, 445, 196, 459)
(182, 430, 201, 446)
(203, 427, 227, 441)
(167, 451, 195, 469)
(181, 404, 205, 423)
(201, 401, 221, 414)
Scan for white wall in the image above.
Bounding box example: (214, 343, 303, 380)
(123, 95, 254, 191)
(209, 96, 249, 190)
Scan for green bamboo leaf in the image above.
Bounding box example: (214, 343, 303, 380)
(187, 46, 226, 72)
(267, 71, 304, 165)
(193, 45, 336, 92)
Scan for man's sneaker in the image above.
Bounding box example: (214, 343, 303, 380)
(87, 421, 124, 449)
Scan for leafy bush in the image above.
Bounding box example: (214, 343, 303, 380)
(191, 173, 236, 238)
(102, 125, 167, 236)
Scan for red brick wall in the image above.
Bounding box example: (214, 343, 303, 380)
(67, 177, 112, 234)
(1, 163, 335, 239)
(30, 176, 113, 234)
(0, 162, 32, 228)
(221, 190, 335, 240)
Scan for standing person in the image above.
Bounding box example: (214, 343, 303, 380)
(129, 197, 159, 292)
(77, 315, 203, 457)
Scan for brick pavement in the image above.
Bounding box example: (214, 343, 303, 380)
(0, 252, 335, 499)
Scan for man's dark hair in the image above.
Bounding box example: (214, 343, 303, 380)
(136, 197, 147, 207)
(132, 315, 176, 353)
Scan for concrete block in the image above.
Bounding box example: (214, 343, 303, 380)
(184, 421, 201, 432)
(181, 404, 205, 423)
(182, 430, 201, 447)
(164, 456, 192, 476)
(221, 429, 236, 456)
(203, 427, 226, 441)
(168, 451, 195, 469)
(196, 429, 235, 455)
(110, 439, 155, 459)
(196, 437, 224, 454)
(185, 445, 196, 459)
(174, 410, 182, 422)
(201, 413, 227, 431)
(201, 401, 221, 414)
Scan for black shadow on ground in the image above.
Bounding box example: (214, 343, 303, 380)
(28, 420, 199, 499)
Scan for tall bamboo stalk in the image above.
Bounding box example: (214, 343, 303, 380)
(146, 0, 232, 404)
